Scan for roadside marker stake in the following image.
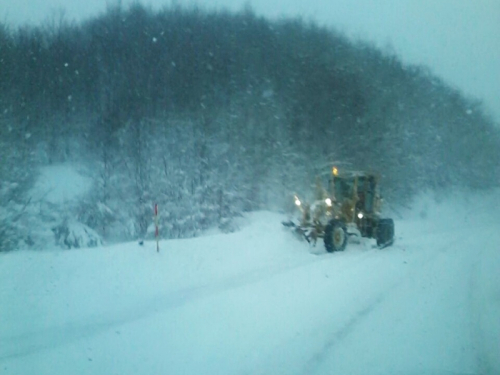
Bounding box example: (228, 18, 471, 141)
(154, 203, 159, 252)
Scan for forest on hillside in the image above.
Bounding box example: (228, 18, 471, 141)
(1, 3, 499, 250)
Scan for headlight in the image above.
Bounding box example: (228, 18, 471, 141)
(294, 196, 301, 206)
(325, 198, 332, 207)
(357, 212, 364, 219)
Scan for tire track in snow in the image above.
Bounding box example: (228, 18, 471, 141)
(468, 236, 500, 375)
(300, 233, 469, 375)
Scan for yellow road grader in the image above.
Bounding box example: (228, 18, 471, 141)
(282, 167, 394, 252)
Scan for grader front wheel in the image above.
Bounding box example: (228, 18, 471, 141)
(324, 220, 348, 252)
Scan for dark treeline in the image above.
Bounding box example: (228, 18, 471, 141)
(1, 3, 499, 250)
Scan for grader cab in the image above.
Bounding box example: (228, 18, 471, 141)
(283, 167, 394, 252)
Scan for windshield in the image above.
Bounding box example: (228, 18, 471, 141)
(1, 1, 499, 375)
(333, 177, 355, 200)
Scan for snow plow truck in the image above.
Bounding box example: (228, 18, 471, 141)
(282, 167, 395, 252)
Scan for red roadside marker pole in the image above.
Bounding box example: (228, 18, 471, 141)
(154, 203, 159, 252)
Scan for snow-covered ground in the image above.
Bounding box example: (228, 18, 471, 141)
(1, 193, 499, 375)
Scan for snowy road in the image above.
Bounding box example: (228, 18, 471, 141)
(1, 195, 499, 375)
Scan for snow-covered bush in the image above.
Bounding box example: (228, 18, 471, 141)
(52, 220, 103, 249)
(0, 214, 19, 252)
(0, 164, 37, 252)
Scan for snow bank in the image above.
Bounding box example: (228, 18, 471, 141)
(31, 164, 91, 204)
(23, 164, 100, 250)
(400, 189, 499, 229)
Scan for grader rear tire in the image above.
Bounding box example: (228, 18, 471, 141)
(376, 218, 394, 248)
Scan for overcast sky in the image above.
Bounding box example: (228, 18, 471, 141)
(2, 0, 499, 123)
